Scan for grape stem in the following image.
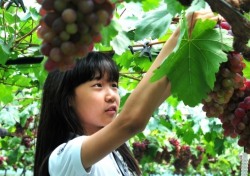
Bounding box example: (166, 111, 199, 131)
(120, 73, 142, 81)
(205, 0, 250, 60)
(13, 24, 40, 48)
(131, 41, 166, 48)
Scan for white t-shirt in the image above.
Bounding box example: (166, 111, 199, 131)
(49, 136, 123, 176)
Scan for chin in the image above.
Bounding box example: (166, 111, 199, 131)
(104, 119, 113, 126)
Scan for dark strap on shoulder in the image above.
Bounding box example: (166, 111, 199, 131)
(112, 151, 130, 176)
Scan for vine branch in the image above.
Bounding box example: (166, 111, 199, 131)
(120, 73, 142, 81)
(205, 0, 250, 59)
(13, 24, 40, 48)
(177, 0, 250, 59)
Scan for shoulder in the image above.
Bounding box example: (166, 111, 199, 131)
(48, 135, 122, 176)
(56, 135, 88, 155)
(49, 135, 89, 176)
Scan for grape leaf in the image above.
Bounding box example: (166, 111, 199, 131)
(101, 20, 119, 46)
(114, 51, 134, 69)
(214, 137, 225, 155)
(0, 39, 10, 65)
(151, 19, 233, 107)
(0, 84, 13, 104)
(164, 0, 184, 15)
(186, 0, 206, 13)
(176, 121, 196, 144)
(141, 0, 161, 12)
(134, 5, 173, 41)
(110, 31, 131, 55)
(243, 60, 250, 79)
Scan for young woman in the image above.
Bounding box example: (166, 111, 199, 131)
(34, 11, 220, 176)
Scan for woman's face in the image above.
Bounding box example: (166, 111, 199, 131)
(73, 73, 120, 135)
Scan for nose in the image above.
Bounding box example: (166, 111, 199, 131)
(105, 88, 116, 103)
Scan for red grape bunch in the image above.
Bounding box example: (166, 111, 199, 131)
(169, 137, 180, 157)
(202, 21, 250, 152)
(202, 51, 246, 117)
(0, 156, 7, 166)
(230, 82, 250, 152)
(154, 146, 171, 164)
(190, 145, 205, 169)
(219, 81, 250, 138)
(36, 0, 115, 72)
(202, 21, 246, 118)
(173, 145, 192, 175)
(132, 139, 150, 162)
(21, 135, 33, 148)
(132, 137, 207, 173)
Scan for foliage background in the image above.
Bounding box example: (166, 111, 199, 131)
(0, 0, 249, 175)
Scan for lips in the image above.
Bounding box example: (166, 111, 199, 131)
(105, 105, 117, 112)
(105, 106, 117, 116)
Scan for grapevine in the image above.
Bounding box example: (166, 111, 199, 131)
(132, 137, 206, 174)
(177, 0, 250, 60)
(202, 21, 250, 153)
(37, 0, 115, 72)
(202, 50, 246, 118)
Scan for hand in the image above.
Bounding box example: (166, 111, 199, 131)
(186, 10, 223, 36)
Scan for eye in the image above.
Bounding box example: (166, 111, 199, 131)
(93, 83, 102, 87)
(112, 82, 118, 88)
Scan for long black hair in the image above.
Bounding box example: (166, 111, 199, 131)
(34, 52, 141, 176)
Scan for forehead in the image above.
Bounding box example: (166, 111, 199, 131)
(92, 68, 118, 82)
(94, 72, 117, 81)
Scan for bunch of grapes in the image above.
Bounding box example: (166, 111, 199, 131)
(231, 83, 250, 151)
(132, 137, 208, 173)
(36, 0, 115, 71)
(219, 81, 250, 138)
(202, 51, 246, 117)
(21, 135, 33, 148)
(132, 139, 150, 162)
(173, 145, 192, 174)
(202, 21, 250, 152)
(190, 145, 205, 169)
(169, 137, 180, 157)
(202, 21, 246, 118)
(0, 156, 7, 166)
(154, 146, 172, 164)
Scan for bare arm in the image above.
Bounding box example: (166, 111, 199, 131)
(80, 10, 220, 169)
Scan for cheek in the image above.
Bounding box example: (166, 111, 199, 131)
(74, 103, 95, 125)
(76, 97, 96, 114)
(73, 96, 89, 117)
(74, 95, 103, 119)
(117, 94, 120, 106)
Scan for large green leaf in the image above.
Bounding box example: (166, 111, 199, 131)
(134, 5, 173, 41)
(152, 20, 233, 107)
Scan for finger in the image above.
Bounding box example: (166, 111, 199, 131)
(186, 11, 221, 36)
(197, 12, 217, 20)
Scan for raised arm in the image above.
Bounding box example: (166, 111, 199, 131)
(81, 10, 220, 169)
